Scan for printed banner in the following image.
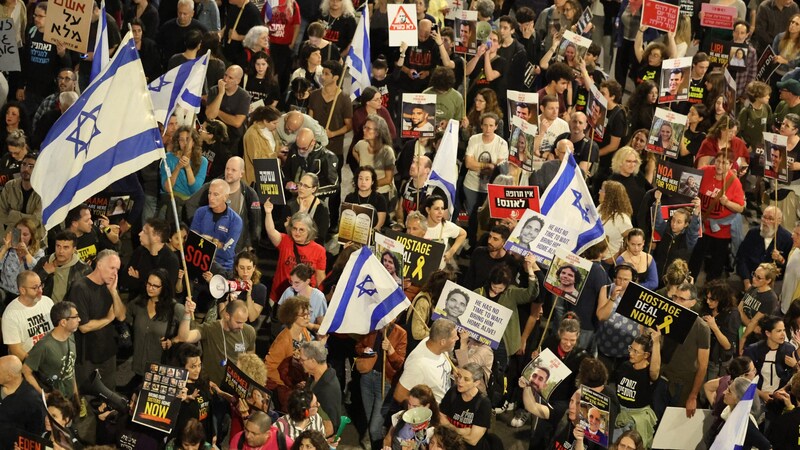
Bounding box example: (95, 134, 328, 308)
(504, 208, 577, 266)
(384, 230, 446, 286)
(338, 202, 375, 246)
(184, 231, 217, 283)
(431, 280, 513, 349)
(659, 57, 692, 104)
(557, 30, 590, 65)
(615, 282, 698, 343)
(641, 0, 680, 33)
(222, 361, 272, 413)
(509, 116, 539, 170)
(647, 108, 687, 157)
(544, 248, 592, 304)
(764, 132, 789, 183)
(0, 20, 20, 71)
(85, 194, 134, 224)
(252, 158, 285, 205)
(401, 93, 437, 138)
(16, 430, 49, 450)
(700, 3, 737, 30)
(521, 348, 573, 400)
(454, 10, 478, 55)
(708, 40, 731, 67)
(487, 184, 540, 219)
(586, 84, 607, 139)
(577, 8, 593, 35)
(579, 385, 611, 448)
(756, 46, 779, 82)
(388, 5, 418, 47)
(44, 0, 93, 53)
(507, 90, 539, 132)
(654, 160, 704, 202)
(374, 232, 405, 287)
(132, 363, 189, 434)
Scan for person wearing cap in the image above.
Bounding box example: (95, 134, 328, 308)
(773, 79, 800, 131)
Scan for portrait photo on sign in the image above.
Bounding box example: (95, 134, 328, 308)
(556, 31, 590, 67)
(647, 108, 686, 157)
(586, 84, 607, 139)
(764, 132, 789, 183)
(509, 116, 537, 171)
(504, 208, 576, 264)
(677, 172, 701, 199)
(431, 280, 513, 349)
(544, 248, 592, 305)
(579, 388, 611, 448)
(728, 45, 747, 67)
(455, 12, 478, 55)
(505, 209, 546, 255)
(401, 93, 437, 138)
(521, 348, 573, 400)
(374, 232, 405, 287)
(659, 67, 690, 103)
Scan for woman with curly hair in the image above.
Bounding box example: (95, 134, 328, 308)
(160, 125, 207, 208)
(632, 30, 668, 85)
(291, 430, 329, 450)
(625, 81, 657, 141)
(461, 88, 504, 141)
(608, 146, 651, 223)
(265, 296, 313, 409)
(701, 280, 740, 379)
(0, 102, 29, 156)
(430, 425, 466, 450)
(0, 217, 44, 297)
(598, 180, 633, 260)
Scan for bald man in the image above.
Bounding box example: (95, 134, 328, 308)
(530, 139, 576, 193)
(276, 111, 329, 148)
(185, 156, 262, 253)
(190, 178, 244, 271)
(283, 128, 340, 198)
(206, 65, 251, 148)
(399, 18, 443, 92)
(736, 205, 794, 289)
(0, 355, 46, 447)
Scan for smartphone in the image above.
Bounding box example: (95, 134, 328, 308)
(432, 24, 439, 32)
(11, 228, 20, 246)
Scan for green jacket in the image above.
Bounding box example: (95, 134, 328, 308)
(475, 277, 539, 355)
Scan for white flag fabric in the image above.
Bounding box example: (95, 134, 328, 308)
(345, 6, 371, 100)
(426, 119, 459, 215)
(32, 32, 165, 230)
(148, 51, 209, 125)
(710, 377, 758, 450)
(90, 0, 108, 82)
(319, 247, 411, 335)
(539, 153, 605, 255)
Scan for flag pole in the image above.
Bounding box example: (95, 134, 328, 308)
(381, 327, 387, 399)
(536, 297, 558, 352)
(162, 157, 194, 317)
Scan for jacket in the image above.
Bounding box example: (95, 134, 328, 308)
(736, 225, 793, 281)
(189, 206, 243, 270)
(475, 277, 539, 355)
(243, 126, 280, 186)
(355, 324, 408, 382)
(32, 253, 91, 303)
(744, 340, 795, 391)
(0, 178, 42, 232)
(283, 144, 339, 197)
(653, 208, 701, 277)
(184, 180, 261, 252)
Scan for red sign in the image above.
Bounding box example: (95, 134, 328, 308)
(641, 0, 680, 33)
(700, 4, 737, 30)
(487, 185, 540, 219)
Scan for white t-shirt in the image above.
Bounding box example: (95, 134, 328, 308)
(424, 220, 463, 267)
(398, 337, 452, 402)
(1, 296, 55, 352)
(539, 118, 570, 154)
(464, 134, 509, 193)
(781, 248, 800, 313)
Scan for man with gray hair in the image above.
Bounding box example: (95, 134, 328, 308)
(300, 341, 342, 431)
(190, 178, 243, 270)
(69, 249, 126, 390)
(276, 110, 329, 148)
(736, 205, 793, 290)
(395, 318, 457, 402)
(156, 0, 208, 67)
(405, 211, 428, 237)
(0, 355, 46, 448)
(283, 127, 339, 198)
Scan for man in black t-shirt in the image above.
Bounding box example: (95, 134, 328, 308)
(464, 225, 524, 289)
(399, 20, 442, 93)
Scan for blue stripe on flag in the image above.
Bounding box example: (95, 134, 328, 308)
(326, 248, 372, 333)
(428, 172, 456, 204)
(369, 288, 409, 330)
(169, 62, 196, 112)
(539, 155, 578, 215)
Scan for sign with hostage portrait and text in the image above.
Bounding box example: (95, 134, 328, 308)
(384, 230, 445, 286)
(431, 280, 513, 349)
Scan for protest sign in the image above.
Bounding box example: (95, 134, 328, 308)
(184, 231, 217, 283)
(586, 84, 607, 139)
(557, 30, 590, 65)
(615, 282, 698, 343)
(756, 46, 779, 82)
(652, 203, 696, 242)
(507, 90, 539, 132)
(455, 10, 478, 55)
(44, 0, 93, 53)
(446, 0, 463, 19)
(764, 132, 789, 183)
(647, 108, 687, 157)
(728, 44, 748, 69)
(401, 93, 436, 138)
(388, 5, 417, 47)
(41, 391, 78, 449)
(679, 0, 694, 15)
(509, 116, 538, 170)
(577, 8, 593, 35)
(252, 158, 285, 205)
(487, 184, 540, 219)
(652, 407, 714, 449)
(222, 361, 272, 413)
(659, 57, 692, 103)
(133, 363, 189, 434)
(338, 202, 375, 246)
(700, 3, 737, 29)
(504, 209, 577, 265)
(723, 68, 737, 115)
(374, 233, 405, 286)
(0, 20, 19, 71)
(384, 230, 446, 286)
(579, 386, 611, 448)
(641, 0, 680, 33)
(655, 160, 704, 202)
(17, 430, 49, 450)
(708, 40, 730, 68)
(521, 348, 573, 400)
(544, 248, 592, 304)
(432, 280, 513, 349)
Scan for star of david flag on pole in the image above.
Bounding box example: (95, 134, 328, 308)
(426, 119, 458, 215)
(149, 51, 210, 125)
(710, 377, 758, 450)
(539, 153, 605, 255)
(345, 5, 370, 101)
(319, 246, 411, 335)
(90, 0, 109, 82)
(31, 32, 165, 230)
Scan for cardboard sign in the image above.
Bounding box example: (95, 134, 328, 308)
(641, 0, 680, 33)
(659, 57, 692, 104)
(431, 280, 513, 349)
(557, 30, 590, 65)
(223, 361, 272, 412)
(338, 202, 375, 245)
(652, 407, 715, 449)
(615, 282, 698, 343)
(708, 40, 731, 67)
(586, 84, 607, 139)
(507, 90, 539, 132)
(446, 0, 463, 20)
(764, 132, 789, 183)
(728, 44, 749, 69)
(184, 231, 217, 283)
(544, 248, 592, 305)
(17, 430, 49, 450)
(0, 20, 19, 71)
(756, 46, 779, 82)
(509, 116, 539, 170)
(504, 208, 577, 266)
(388, 4, 418, 47)
(700, 3, 737, 30)
(374, 232, 405, 286)
(487, 184, 540, 219)
(133, 363, 189, 434)
(44, 0, 93, 53)
(579, 386, 611, 448)
(252, 158, 285, 205)
(521, 348, 573, 400)
(384, 230, 445, 286)
(655, 160, 704, 203)
(723, 68, 737, 114)
(647, 108, 687, 157)
(455, 10, 478, 55)
(401, 93, 436, 138)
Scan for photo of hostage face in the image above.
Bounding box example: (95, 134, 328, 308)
(556, 265, 579, 293)
(459, 22, 474, 48)
(519, 216, 544, 247)
(443, 289, 469, 322)
(667, 69, 684, 96)
(530, 366, 550, 393)
(588, 407, 603, 433)
(411, 107, 430, 130)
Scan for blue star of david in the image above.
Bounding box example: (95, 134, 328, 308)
(571, 189, 590, 223)
(66, 104, 101, 157)
(356, 275, 378, 297)
(149, 74, 172, 92)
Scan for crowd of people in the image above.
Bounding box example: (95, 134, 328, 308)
(1, 0, 800, 449)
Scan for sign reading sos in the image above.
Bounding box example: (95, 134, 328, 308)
(184, 231, 217, 283)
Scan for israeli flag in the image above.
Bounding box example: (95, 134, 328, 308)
(90, 0, 109, 82)
(426, 119, 458, 215)
(710, 377, 758, 450)
(539, 153, 605, 255)
(319, 247, 411, 335)
(31, 32, 165, 230)
(149, 52, 210, 125)
(345, 5, 370, 100)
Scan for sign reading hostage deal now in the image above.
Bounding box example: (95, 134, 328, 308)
(615, 282, 697, 343)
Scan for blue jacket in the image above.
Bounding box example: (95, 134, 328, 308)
(190, 206, 243, 270)
(736, 225, 793, 282)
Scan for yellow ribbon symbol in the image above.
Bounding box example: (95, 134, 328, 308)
(657, 315, 673, 334)
(412, 255, 426, 280)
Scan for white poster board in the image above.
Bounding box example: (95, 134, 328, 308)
(388, 4, 418, 47)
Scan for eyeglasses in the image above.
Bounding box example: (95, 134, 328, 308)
(25, 284, 43, 291)
(627, 345, 644, 355)
(67, 315, 80, 320)
(146, 282, 163, 289)
(752, 272, 765, 281)
(297, 182, 314, 189)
